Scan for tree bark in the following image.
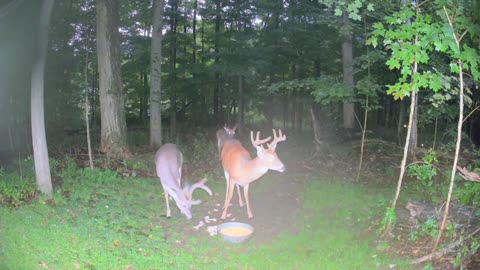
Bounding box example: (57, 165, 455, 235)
(397, 99, 405, 145)
(409, 93, 418, 158)
(434, 7, 466, 251)
(84, 50, 94, 170)
(31, 0, 55, 196)
(169, 0, 178, 139)
(213, 0, 222, 121)
(96, 0, 129, 158)
(150, 0, 165, 148)
(341, 12, 355, 129)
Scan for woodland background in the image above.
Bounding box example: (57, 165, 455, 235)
(1, 0, 477, 163)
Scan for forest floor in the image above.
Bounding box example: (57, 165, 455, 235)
(182, 153, 305, 245)
(2, 130, 480, 269)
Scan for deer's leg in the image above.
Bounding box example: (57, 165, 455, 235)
(221, 179, 236, 219)
(243, 184, 253, 219)
(163, 189, 171, 217)
(223, 171, 231, 209)
(236, 184, 244, 207)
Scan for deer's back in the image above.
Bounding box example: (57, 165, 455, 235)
(155, 144, 183, 183)
(221, 140, 251, 172)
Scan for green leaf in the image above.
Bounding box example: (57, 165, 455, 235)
(386, 58, 400, 70)
(450, 63, 459, 74)
(334, 8, 342, 17)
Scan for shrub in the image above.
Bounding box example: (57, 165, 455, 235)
(0, 168, 36, 207)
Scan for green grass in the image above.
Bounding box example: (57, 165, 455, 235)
(0, 167, 410, 269)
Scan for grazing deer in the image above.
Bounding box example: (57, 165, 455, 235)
(216, 124, 238, 160)
(155, 143, 212, 219)
(220, 129, 286, 219)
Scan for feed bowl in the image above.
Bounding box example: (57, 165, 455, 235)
(217, 222, 254, 243)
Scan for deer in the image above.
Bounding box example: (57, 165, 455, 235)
(220, 129, 286, 219)
(155, 143, 213, 220)
(215, 123, 245, 208)
(215, 124, 238, 160)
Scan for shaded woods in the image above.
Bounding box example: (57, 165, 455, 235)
(1, 0, 480, 269)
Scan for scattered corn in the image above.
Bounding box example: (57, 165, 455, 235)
(220, 227, 252, 237)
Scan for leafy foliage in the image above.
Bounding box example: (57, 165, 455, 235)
(267, 77, 353, 106)
(407, 149, 440, 202)
(0, 168, 36, 207)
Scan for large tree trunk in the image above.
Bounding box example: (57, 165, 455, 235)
(213, 0, 221, 121)
(31, 0, 55, 197)
(169, 0, 178, 139)
(341, 12, 355, 129)
(150, 0, 164, 148)
(96, 0, 129, 158)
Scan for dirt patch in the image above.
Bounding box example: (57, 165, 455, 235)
(182, 164, 305, 244)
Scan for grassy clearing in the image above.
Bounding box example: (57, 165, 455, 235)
(0, 164, 409, 269)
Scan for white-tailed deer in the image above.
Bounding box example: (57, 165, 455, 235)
(220, 129, 286, 219)
(215, 123, 244, 208)
(155, 143, 212, 219)
(216, 124, 238, 160)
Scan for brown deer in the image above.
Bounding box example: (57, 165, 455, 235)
(220, 129, 286, 219)
(155, 143, 212, 219)
(215, 124, 238, 160)
(216, 124, 243, 208)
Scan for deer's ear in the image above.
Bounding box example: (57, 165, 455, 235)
(256, 146, 265, 158)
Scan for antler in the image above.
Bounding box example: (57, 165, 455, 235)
(250, 131, 272, 148)
(185, 178, 213, 205)
(267, 129, 286, 150)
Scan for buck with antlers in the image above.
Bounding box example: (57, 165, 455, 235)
(220, 129, 287, 219)
(155, 143, 212, 219)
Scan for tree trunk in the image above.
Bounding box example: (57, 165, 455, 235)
(192, 0, 197, 66)
(90, 61, 97, 128)
(397, 99, 405, 145)
(142, 72, 148, 123)
(213, 0, 221, 121)
(434, 8, 465, 251)
(31, 0, 54, 197)
(150, 0, 164, 148)
(96, 0, 129, 158)
(341, 12, 355, 129)
(409, 93, 418, 158)
(385, 37, 420, 234)
(169, 0, 178, 139)
(385, 97, 391, 128)
(84, 50, 94, 169)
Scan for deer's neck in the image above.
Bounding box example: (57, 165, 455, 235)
(236, 157, 269, 185)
